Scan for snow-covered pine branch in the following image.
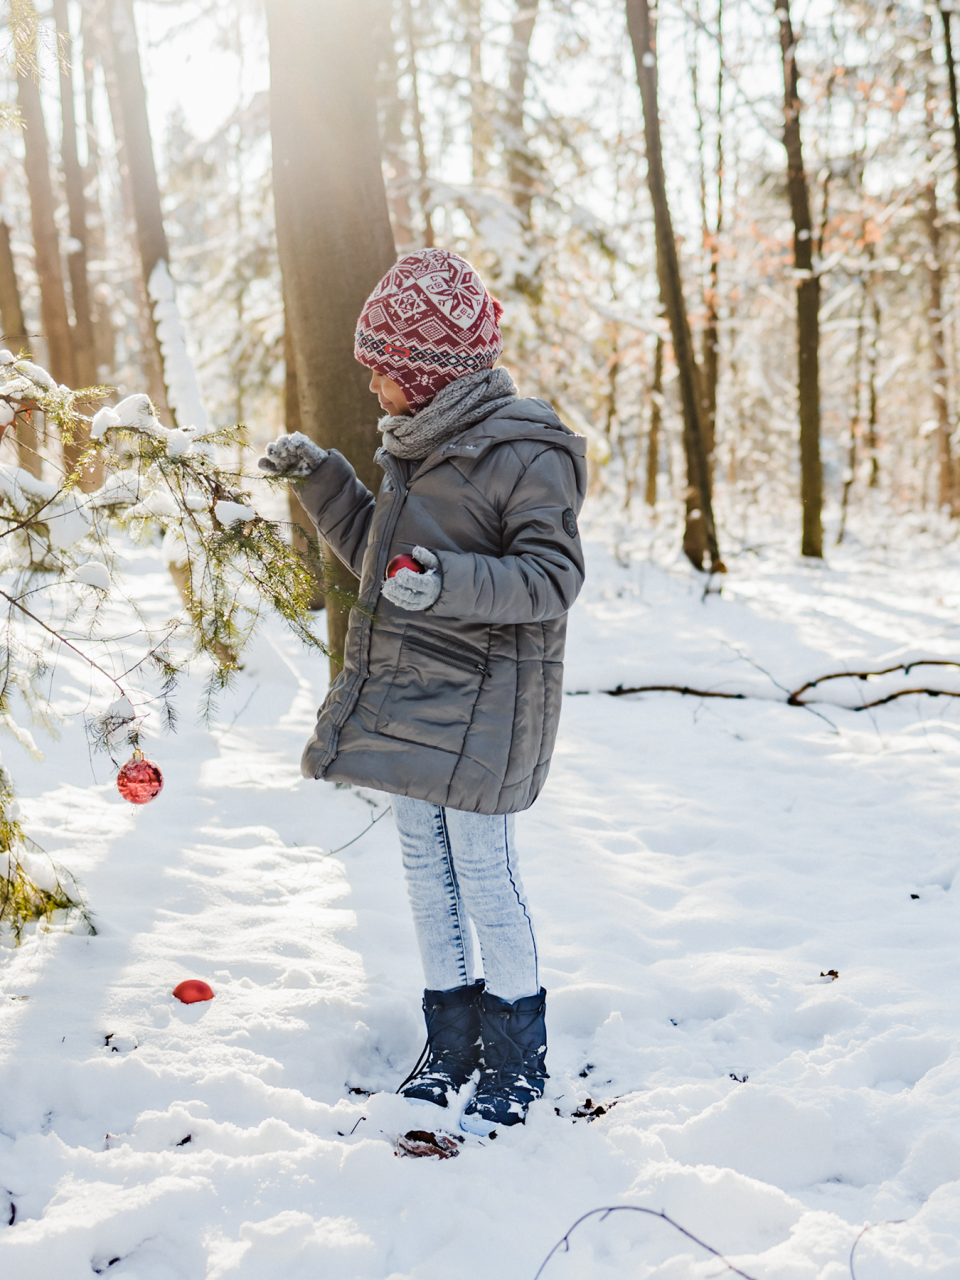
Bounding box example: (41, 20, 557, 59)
(0, 355, 334, 943)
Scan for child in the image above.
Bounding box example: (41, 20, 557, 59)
(259, 249, 586, 1133)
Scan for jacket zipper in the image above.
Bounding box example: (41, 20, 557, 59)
(404, 631, 489, 676)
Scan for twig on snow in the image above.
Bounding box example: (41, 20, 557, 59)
(600, 658, 960, 713)
(787, 659, 960, 705)
(606, 683, 748, 700)
(532, 1206, 759, 1280)
(849, 1218, 908, 1279)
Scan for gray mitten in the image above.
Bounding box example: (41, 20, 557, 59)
(381, 545, 442, 611)
(257, 431, 328, 478)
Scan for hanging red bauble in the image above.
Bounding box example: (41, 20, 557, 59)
(117, 749, 163, 804)
(173, 979, 214, 1004)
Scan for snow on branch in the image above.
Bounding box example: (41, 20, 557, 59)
(0, 352, 337, 943)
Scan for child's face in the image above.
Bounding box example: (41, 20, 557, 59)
(369, 371, 411, 417)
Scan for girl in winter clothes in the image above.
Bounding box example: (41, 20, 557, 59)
(259, 249, 586, 1133)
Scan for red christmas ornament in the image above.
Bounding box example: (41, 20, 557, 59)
(117, 749, 163, 804)
(173, 979, 214, 1004)
(386, 553, 424, 579)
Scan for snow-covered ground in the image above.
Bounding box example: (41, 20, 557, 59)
(2, 516, 960, 1279)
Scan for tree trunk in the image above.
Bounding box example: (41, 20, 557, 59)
(697, 0, 722, 462)
(922, 178, 952, 510)
(922, 33, 954, 513)
(0, 208, 39, 476)
(505, 0, 542, 298)
(96, 5, 168, 414)
(401, 0, 434, 247)
(942, 6, 960, 211)
(461, 0, 489, 182)
(645, 333, 662, 510)
(866, 288, 880, 489)
(626, 0, 723, 573)
(837, 277, 865, 546)
(776, 0, 822, 557)
(53, 0, 100, 489)
(104, 0, 205, 431)
(374, 0, 414, 249)
(267, 0, 397, 676)
(79, 6, 116, 378)
(17, 70, 76, 393)
(284, 320, 325, 611)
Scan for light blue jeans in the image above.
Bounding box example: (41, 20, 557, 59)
(391, 795, 539, 1003)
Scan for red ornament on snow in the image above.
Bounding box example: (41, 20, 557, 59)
(117, 749, 163, 804)
(173, 980, 214, 1004)
(386, 553, 424, 579)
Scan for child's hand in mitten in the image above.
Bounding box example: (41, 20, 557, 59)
(257, 432, 328, 479)
(381, 546, 442, 611)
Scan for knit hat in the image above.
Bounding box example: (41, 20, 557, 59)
(354, 249, 504, 408)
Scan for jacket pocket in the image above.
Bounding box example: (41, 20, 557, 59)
(375, 628, 488, 754)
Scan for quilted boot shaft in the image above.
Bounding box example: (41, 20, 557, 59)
(461, 988, 547, 1134)
(400, 980, 484, 1108)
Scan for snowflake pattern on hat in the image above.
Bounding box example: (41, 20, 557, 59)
(355, 249, 504, 407)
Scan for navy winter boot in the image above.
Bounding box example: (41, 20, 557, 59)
(399, 980, 484, 1109)
(461, 987, 547, 1134)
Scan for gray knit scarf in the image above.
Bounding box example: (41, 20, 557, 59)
(378, 367, 519, 460)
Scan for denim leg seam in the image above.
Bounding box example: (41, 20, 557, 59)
(438, 806, 471, 986)
(502, 814, 539, 991)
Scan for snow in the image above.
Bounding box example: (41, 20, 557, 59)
(147, 261, 211, 434)
(213, 501, 256, 528)
(91, 407, 121, 441)
(1, 522, 960, 1277)
(71, 563, 112, 592)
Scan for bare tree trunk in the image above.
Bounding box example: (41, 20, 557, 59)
(54, 0, 95, 388)
(691, 0, 722, 462)
(837, 278, 865, 545)
(941, 5, 960, 211)
(284, 320, 325, 610)
(461, 0, 489, 182)
(0, 207, 39, 476)
(504, 0, 542, 298)
(96, 7, 167, 413)
(267, 0, 397, 675)
(374, 0, 414, 249)
(776, 0, 822, 558)
(645, 333, 662, 510)
(104, 0, 204, 430)
(17, 70, 76, 393)
(54, 0, 100, 488)
(401, 0, 434, 247)
(506, 0, 540, 226)
(866, 288, 880, 488)
(79, 5, 116, 378)
(922, 39, 954, 512)
(626, 0, 723, 572)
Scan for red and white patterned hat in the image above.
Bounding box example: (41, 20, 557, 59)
(354, 249, 504, 408)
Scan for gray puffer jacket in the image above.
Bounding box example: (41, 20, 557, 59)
(298, 397, 587, 814)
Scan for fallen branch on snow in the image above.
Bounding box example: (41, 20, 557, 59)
(603, 659, 960, 712)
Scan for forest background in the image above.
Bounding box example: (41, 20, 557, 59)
(7, 0, 960, 566)
(0, 0, 958, 932)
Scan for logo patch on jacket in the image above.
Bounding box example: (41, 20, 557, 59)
(562, 508, 578, 539)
